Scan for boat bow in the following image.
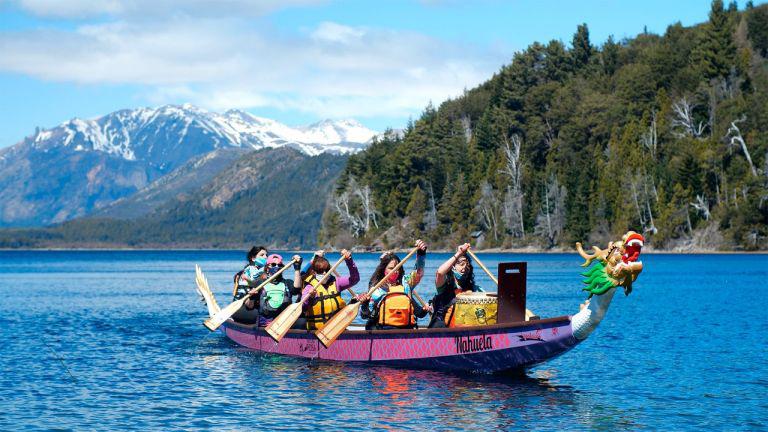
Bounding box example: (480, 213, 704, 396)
(571, 230, 645, 340)
(571, 287, 617, 340)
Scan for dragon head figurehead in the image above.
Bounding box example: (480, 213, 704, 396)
(576, 231, 644, 297)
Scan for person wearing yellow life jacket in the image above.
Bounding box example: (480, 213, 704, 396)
(356, 240, 432, 330)
(429, 243, 483, 328)
(300, 249, 359, 330)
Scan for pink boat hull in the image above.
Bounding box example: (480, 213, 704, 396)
(221, 316, 579, 373)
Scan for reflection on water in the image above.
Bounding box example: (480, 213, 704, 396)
(209, 342, 638, 431)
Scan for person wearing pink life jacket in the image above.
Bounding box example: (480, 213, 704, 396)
(356, 240, 432, 330)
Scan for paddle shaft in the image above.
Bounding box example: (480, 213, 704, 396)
(203, 259, 297, 331)
(467, 249, 498, 285)
(362, 247, 424, 314)
(235, 258, 299, 301)
(301, 254, 347, 301)
(467, 248, 535, 319)
(248, 258, 299, 296)
(367, 247, 419, 296)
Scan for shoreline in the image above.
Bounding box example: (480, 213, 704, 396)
(1, 247, 766, 254)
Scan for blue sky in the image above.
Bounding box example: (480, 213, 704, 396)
(0, 0, 727, 148)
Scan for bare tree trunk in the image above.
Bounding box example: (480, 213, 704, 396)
(544, 185, 552, 241)
(642, 177, 658, 234)
(726, 117, 758, 177)
(500, 134, 525, 238)
(691, 195, 711, 220)
(476, 181, 499, 241)
(671, 97, 706, 138)
(630, 179, 645, 226)
(460, 115, 472, 144)
(708, 84, 717, 138)
(333, 176, 379, 237)
(354, 184, 379, 231)
(424, 181, 438, 231)
(534, 176, 566, 247)
(641, 110, 658, 160)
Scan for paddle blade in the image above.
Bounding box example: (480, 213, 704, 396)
(203, 297, 246, 332)
(265, 302, 303, 343)
(315, 303, 360, 348)
(195, 265, 221, 317)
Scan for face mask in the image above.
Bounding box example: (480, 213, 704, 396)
(387, 271, 400, 284)
(254, 257, 267, 267)
(314, 273, 326, 282)
(267, 265, 281, 276)
(452, 270, 464, 281)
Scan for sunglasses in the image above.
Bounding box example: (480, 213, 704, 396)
(267, 262, 281, 267)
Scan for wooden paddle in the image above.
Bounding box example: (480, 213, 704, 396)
(315, 247, 419, 348)
(203, 259, 297, 331)
(411, 289, 431, 316)
(467, 249, 536, 320)
(265, 255, 347, 343)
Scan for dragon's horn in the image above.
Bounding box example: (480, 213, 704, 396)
(576, 242, 597, 267)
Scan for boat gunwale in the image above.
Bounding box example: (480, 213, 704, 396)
(223, 314, 572, 336)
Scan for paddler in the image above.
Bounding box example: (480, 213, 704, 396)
(234, 246, 268, 298)
(255, 254, 304, 326)
(301, 249, 360, 330)
(356, 239, 433, 329)
(232, 246, 268, 324)
(428, 242, 483, 328)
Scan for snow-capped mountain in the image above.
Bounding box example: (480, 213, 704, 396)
(0, 104, 377, 227)
(22, 104, 376, 162)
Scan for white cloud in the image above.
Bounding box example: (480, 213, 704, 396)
(311, 22, 366, 44)
(13, 0, 325, 19)
(0, 9, 505, 121)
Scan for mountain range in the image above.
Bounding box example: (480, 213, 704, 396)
(0, 104, 376, 227)
(0, 146, 348, 249)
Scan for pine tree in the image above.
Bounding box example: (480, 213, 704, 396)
(601, 35, 620, 76)
(571, 24, 593, 70)
(747, 4, 768, 57)
(405, 185, 427, 234)
(678, 153, 703, 195)
(697, 0, 737, 79)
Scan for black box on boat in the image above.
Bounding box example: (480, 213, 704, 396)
(497, 262, 527, 323)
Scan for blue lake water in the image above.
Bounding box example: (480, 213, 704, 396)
(1, 250, 766, 430)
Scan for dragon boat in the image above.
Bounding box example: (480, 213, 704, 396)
(194, 232, 644, 374)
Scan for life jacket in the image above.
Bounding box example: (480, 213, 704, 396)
(376, 285, 416, 328)
(233, 264, 248, 298)
(233, 263, 264, 298)
(259, 278, 293, 318)
(304, 274, 346, 330)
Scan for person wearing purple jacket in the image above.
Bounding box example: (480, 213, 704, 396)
(300, 249, 360, 331)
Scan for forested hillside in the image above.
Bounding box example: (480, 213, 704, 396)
(322, 1, 768, 251)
